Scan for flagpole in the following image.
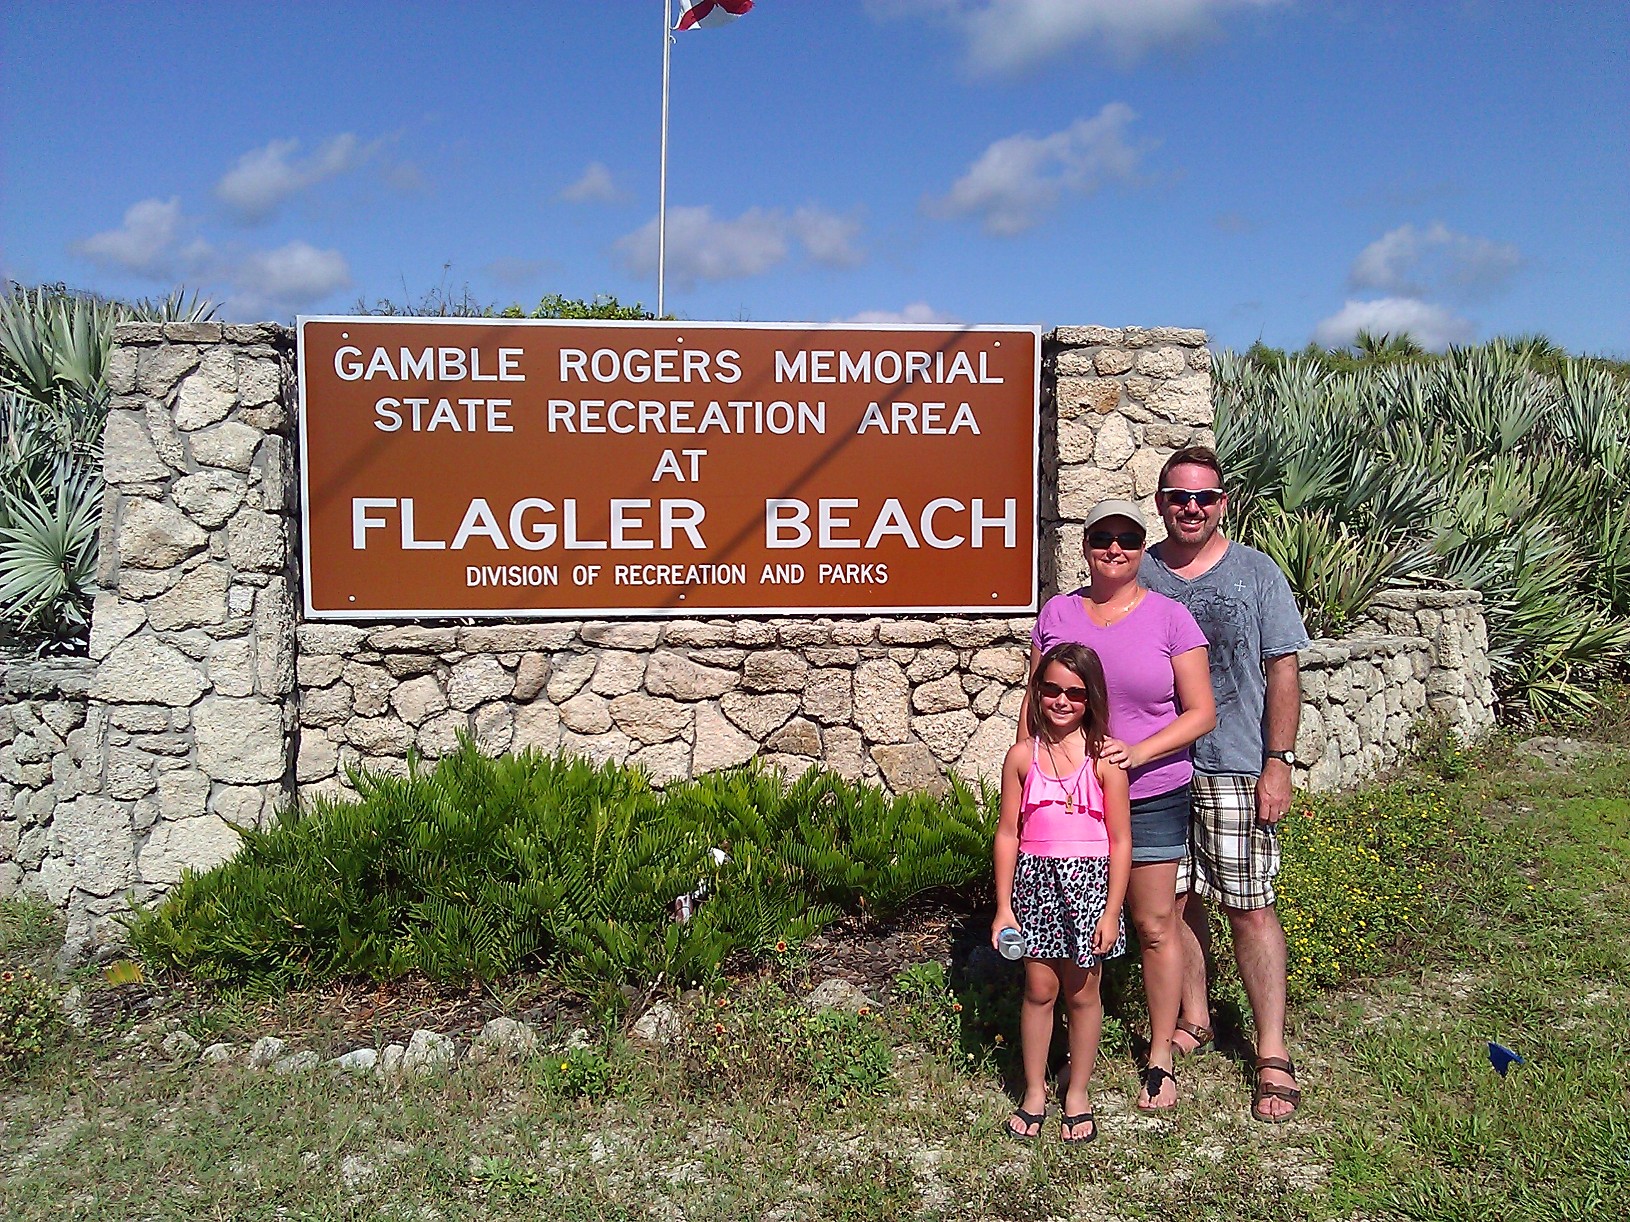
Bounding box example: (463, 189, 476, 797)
(658, 0, 672, 318)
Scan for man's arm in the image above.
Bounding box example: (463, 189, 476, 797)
(1257, 652, 1301, 823)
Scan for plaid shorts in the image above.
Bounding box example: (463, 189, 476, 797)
(1178, 771, 1280, 910)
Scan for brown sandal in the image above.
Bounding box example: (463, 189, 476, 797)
(1173, 1019, 1214, 1057)
(1251, 1055, 1302, 1123)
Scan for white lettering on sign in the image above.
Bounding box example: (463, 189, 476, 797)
(373, 398, 512, 432)
(350, 498, 708, 552)
(558, 348, 742, 384)
(764, 498, 1018, 550)
(774, 349, 1003, 385)
(854, 402, 979, 434)
(334, 347, 524, 382)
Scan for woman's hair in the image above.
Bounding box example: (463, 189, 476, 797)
(1025, 641, 1110, 754)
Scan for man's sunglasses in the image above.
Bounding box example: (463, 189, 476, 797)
(1160, 487, 1225, 508)
(1087, 530, 1145, 551)
(1038, 680, 1089, 702)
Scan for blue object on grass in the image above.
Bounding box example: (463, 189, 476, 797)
(1488, 1042, 1524, 1076)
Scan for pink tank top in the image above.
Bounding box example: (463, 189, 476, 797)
(1018, 740, 1110, 858)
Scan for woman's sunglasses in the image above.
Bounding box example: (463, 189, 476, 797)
(1160, 487, 1225, 508)
(1087, 530, 1145, 551)
(1038, 680, 1089, 702)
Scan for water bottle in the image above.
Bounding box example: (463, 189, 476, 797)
(996, 927, 1025, 960)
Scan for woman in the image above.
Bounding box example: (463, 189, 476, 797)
(1020, 498, 1215, 1110)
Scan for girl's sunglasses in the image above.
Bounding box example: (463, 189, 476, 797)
(1038, 680, 1089, 702)
(1160, 487, 1224, 508)
(1087, 530, 1145, 551)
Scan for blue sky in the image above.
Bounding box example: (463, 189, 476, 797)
(4, 1, 1626, 354)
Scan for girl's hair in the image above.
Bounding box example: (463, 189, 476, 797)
(1025, 642, 1110, 754)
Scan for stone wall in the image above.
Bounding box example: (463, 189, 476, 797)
(0, 655, 94, 899)
(41, 321, 298, 958)
(1295, 590, 1495, 791)
(0, 321, 1497, 957)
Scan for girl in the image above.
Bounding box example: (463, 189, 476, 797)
(993, 642, 1132, 1144)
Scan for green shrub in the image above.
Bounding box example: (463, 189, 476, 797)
(536, 1045, 614, 1100)
(676, 983, 894, 1105)
(1274, 782, 1476, 999)
(126, 741, 997, 990)
(0, 969, 66, 1075)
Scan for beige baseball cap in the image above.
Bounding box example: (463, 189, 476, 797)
(1082, 499, 1147, 533)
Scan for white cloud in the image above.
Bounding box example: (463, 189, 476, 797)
(1350, 221, 1521, 299)
(559, 162, 624, 204)
(73, 198, 190, 277)
(869, 0, 1284, 73)
(227, 241, 351, 316)
(215, 134, 375, 223)
(928, 104, 1144, 235)
(789, 207, 864, 268)
(843, 301, 959, 324)
(615, 204, 865, 288)
(1312, 297, 1475, 352)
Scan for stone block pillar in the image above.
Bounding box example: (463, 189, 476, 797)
(1043, 326, 1214, 595)
(62, 321, 299, 957)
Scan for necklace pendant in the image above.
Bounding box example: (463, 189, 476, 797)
(1065, 795, 1075, 814)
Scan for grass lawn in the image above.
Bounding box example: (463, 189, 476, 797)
(2, 738, 1628, 1221)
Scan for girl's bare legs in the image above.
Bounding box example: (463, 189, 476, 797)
(1011, 958, 1061, 1135)
(1127, 860, 1183, 1108)
(1060, 961, 1103, 1138)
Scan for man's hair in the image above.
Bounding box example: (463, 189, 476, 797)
(1158, 446, 1226, 490)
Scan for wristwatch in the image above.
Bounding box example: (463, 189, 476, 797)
(1265, 749, 1297, 766)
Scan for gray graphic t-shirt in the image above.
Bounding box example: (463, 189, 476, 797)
(1140, 542, 1310, 776)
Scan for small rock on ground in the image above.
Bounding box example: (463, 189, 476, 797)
(471, 1017, 538, 1061)
(404, 1029, 457, 1075)
(160, 1030, 201, 1060)
(804, 978, 878, 1013)
(272, 1050, 322, 1075)
(200, 1042, 237, 1065)
(330, 1047, 379, 1072)
(247, 1036, 288, 1068)
(630, 1001, 681, 1047)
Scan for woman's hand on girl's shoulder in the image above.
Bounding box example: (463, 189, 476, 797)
(1099, 736, 1131, 770)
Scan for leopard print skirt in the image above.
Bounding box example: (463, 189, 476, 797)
(1012, 851, 1127, 968)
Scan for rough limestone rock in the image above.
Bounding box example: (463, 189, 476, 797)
(200, 1042, 237, 1065)
(645, 650, 737, 700)
(193, 696, 286, 784)
(545, 652, 597, 702)
(271, 1050, 321, 1075)
(145, 565, 230, 631)
(119, 500, 208, 569)
(390, 674, 448, 725)
(189, 420, 262, 473)
(871, 741, 949, 797)
(161, 1030, 202, 1060)
(247, 1036, 288, 1068)
(720, 691, 800, 739)
(329, 1048, 379, 1073)
(471, 1017, 539, 1061)
(447, 654, 512, 710)
(377, 1043, 407, 1077)
(911, 674, 969, 714)
(103, 411, 172, 483)
(608, 693, 691, 744)
(691, 703, 757, 773)
(138, 814, 243, 885)
(630, 1001, 681, 1047)
(804, 979, 878, 1013)
(404, 1029, 457, 1075)
(171, 471, 247, 529)
(853, 659, 911, 744)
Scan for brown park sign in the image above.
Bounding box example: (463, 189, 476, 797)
(297, 318, 1040, 618)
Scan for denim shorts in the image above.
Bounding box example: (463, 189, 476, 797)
(1129, 782, 1192, 864)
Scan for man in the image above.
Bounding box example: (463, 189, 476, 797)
(1139, 446, 1310, 1122)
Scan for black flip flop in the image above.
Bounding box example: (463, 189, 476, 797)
(1004, 1107, 1045, 1140)
(1060, 1109, 1098, 1144)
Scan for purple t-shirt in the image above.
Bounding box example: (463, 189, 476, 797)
(1032, 589, 1209, 800)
